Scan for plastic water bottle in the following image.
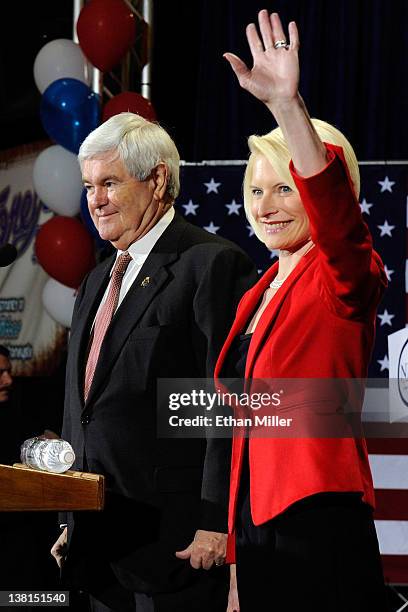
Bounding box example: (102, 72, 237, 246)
(20, 437, 75, 473)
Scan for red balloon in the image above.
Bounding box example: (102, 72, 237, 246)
(35, 217, 96, 289)
(77, 0, 136, 72)
(102, 92, 157, 122)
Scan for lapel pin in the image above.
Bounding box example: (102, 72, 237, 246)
(141, 276, 150, 288)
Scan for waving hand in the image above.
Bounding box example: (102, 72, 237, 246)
(224, 11, 300, 108)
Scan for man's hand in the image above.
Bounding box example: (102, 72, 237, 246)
(175, 529, 227, 570)
(227, 563, 240, 612)
(51, 527, 67, 568)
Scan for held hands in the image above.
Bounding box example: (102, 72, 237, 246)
(224, 10, 300, 109)
(50, 526, 67, 569)
(175, 529, 227, 570)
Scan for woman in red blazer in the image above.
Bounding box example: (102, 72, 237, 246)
(217, 10, 389, 612)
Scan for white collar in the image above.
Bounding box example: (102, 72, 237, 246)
(116, 206, 175, 263)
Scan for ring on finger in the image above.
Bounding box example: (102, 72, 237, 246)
(215, 558, 225, 566)
(274, 39, 288, 49)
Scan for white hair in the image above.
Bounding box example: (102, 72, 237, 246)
(78, 112, 180, 200)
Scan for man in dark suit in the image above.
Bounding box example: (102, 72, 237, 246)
(51, 113, 257, 611)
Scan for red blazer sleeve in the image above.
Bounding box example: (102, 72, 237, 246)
(289, 143, 387, 319)
(226, 531, 236, 564)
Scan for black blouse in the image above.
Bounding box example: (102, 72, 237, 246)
(222, 333, 252, 379)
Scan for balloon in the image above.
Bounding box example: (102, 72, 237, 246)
(80, 189, 109, 248)
(42, 278, 77, 328)
(102, 92, 156, 123)
(33, 39, 87, 94)
(33, 145, 83, 216)
(77, 0, 136, 72)
(40, 78, 100, 154)
(35, 216, 95, 288)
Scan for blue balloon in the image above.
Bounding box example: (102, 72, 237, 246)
(80, 189, 108, 249)
(40, 78, 100, 154)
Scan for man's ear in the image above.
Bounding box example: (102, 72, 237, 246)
(152, 163, 168, 201)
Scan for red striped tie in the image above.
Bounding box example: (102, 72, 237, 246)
(84, 251, 132, 401)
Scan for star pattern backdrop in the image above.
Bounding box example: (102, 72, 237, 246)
(177, 162, 407, 379)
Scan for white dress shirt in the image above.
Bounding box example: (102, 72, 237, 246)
(95, 206, 175, 319)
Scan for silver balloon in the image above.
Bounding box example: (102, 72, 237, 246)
(33, 145, 83, 216)
(42, 278, 76, 328)
(33, 39, 87, 94)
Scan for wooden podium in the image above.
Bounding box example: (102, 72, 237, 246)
(0, 463, 105, 511)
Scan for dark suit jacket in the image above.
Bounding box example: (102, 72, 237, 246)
(61, 213, 257, 599)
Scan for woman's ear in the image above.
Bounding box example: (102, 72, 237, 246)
(152, 163, 168, 201)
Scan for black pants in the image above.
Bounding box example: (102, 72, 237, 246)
(63, 492, 228, 612)
(235, 459, 389, 611)
(87, 567, 229, 612)
(89, 592, 154, 612)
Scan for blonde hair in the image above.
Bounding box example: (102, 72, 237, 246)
(243, 119, 360, 242)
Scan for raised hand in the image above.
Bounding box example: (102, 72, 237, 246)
(224, 10, 300, 109)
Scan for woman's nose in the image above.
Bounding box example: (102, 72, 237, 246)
(256, 195, 279, 218)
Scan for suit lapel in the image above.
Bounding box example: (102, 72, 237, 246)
(84, 215, 185, 408)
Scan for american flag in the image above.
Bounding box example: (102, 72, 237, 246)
(177, 160, 408, 586)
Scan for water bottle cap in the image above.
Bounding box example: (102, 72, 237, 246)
(60, 450, 75, 465)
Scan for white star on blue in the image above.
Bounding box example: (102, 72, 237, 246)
(225, 199, 242, 215)
(378, 176, 395, 193)
(377, 309, 395, 326)
(384, 265, 395, 281)
(377, 220, 395, 237)
(203, 221, 220, 234)
(182, 200, 200, 216)
(204, 178, 221, 194)
(377, 355, 389, 371)
(359, 198, 373, 215)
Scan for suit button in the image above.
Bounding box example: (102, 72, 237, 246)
(81, 414, 91, 425)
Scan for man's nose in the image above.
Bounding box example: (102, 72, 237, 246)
(89, 186, 108, 209)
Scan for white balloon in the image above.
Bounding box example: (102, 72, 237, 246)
(42, 278, 77, 328)
(33, 145, 83, 216)
(33, 39, 87, 94)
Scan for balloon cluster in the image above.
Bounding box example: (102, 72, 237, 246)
(33, 0, 157, 327)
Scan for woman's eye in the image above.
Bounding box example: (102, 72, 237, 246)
(278, 185, 292, 194)
(251, 188, 262, 196)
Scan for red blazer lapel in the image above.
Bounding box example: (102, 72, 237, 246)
(245, 249, 317, 379)
(215, 248, 318, 381)
(214, 261, 278, 379)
